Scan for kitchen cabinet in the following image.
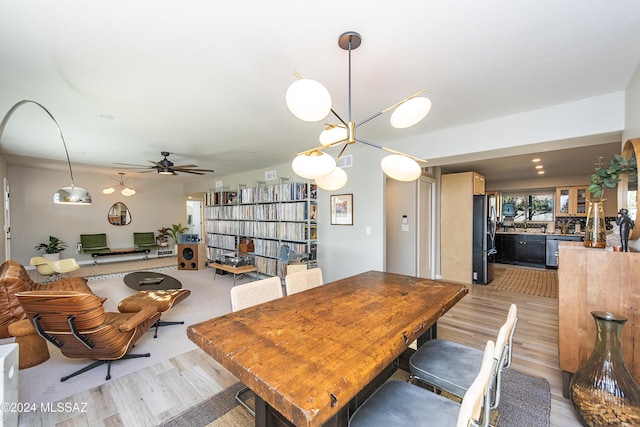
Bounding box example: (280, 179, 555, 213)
(495, 233, 546, 267)
(555, 186, 588, 216)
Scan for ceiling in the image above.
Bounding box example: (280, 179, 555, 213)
(1, 1, 640, 184)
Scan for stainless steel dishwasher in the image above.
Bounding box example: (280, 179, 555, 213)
(545, 235, 584, 267)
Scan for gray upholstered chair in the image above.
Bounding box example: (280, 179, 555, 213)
(409, 303, 517, 409)
(229, 276, 283, 415)
(349, 340, 496, 427)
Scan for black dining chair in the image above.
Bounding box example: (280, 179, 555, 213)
(409, 303, 517, 409)
(349, 340, 496, 427)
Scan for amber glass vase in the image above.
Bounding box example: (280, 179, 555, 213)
(583, 199, 606, 248)
(570, 311, 640, 426)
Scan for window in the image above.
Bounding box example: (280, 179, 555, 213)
(501, 192, 554, 222)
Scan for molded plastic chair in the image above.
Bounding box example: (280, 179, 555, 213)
(230, 276, 284, 415)
(409, 303, 518, 409)
(349, 340, 496, 427)
(30, 257, 80, 282)
(16, 290, 160, 382)
(284, 267, 323, 295)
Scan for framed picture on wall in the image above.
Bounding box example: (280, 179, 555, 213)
(330, 194, 353, 225)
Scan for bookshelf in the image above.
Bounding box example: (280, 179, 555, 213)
(204, 180, 317, 278)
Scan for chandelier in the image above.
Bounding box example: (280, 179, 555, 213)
(103, 172, 136, 196)
(286, 31, 431, 190)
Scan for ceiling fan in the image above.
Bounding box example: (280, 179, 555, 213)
(115, 151, 214, 175)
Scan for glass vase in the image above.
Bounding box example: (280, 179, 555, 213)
(569, 311, 640, 426)
(583, 199, 606, 248)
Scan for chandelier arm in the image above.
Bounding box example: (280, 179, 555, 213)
(355, 89, 428, 128)
(296, 140, 347, 156)
(331, 109, 348, 127)
(0, 100, 76, 187)
(355, 138, 428, 163)
(335, 143, 349, 161)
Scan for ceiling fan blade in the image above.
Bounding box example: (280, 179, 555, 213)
(183, 168, 215, 173)
(178, 170, 207, 175)
(114, 162, 151, 168)
(171, 164, 199, 169)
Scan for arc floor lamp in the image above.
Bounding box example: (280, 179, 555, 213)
(0, 100, 92, 205)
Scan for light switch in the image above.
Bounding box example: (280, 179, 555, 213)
(365, 226, 372, 235)
(402, 224, 409, 232)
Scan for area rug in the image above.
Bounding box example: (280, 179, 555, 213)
(489, 265, 558, 299)
(161, 369, 551, 427)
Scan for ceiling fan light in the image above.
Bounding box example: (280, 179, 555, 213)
(292, 152, 336, 180)
(315, 167, 348, 190)
(390, 97, 432, 129)
(121, 187, 136, 197)
(158, 168, 174, 175)
(102, 187, 115, 195)
(381, 155, 422, 181)
(286, 79, 332, 122)
(54, 186, 92, 205)
(319, 125, 348, 145)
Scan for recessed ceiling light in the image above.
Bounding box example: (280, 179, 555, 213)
(535, 165, 543, 169)
(538, 170, 545, 175)
(532, 158, 541, 162)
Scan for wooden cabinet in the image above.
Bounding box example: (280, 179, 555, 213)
(473, 172, 485, 195)
(441, 171, 485, 284)
(495, 233, 546, 267)
(558, 242, 640, 397)
(556, 186, 588, 216)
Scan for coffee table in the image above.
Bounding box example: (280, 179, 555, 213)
(123, 271, 182, 291)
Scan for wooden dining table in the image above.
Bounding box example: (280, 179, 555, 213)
(187, 270, 468, 427)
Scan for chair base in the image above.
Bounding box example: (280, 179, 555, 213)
(152, 319, 185, 338)
(235, 386, 255, 417)
(60, 353, 150, 382)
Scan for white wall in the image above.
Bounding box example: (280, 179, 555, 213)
(386, 179, 417, 275)
(7, 164, 187, 266)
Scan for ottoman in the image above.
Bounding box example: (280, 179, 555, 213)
(118, 289, 191, 338)
(8, 318, 50, 369)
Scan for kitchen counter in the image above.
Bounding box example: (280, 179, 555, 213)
(496, 230, 585, 237)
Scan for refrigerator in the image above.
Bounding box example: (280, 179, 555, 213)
(472, 194, 497, 284)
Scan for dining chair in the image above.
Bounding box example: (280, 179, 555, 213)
(349, 340, 496, 427)
(230, 276, 284, 415)
(409, 303, 518, 409)
(284, 267, 324, 295)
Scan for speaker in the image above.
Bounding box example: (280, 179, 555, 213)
(178, 244, 206, 270)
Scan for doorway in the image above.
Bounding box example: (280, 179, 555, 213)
(385, 176, 435, 278)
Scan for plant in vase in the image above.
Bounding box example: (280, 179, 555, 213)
(167, 223, 188, 252)
(34, 236, 67, 260)
(156, 227, 171, 247)
(585, 155, 636, 248)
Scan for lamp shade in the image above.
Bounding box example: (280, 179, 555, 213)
(390, 97, 432, 129)
(102, 187, 116, 195)
(292, 152, 336, 180)
(380, 155, 422, 181)
(54, 186, 92, 205)
(319, 125, 348, 145)
(121, 187, 136, 197)
(315, 167, 348, 190)
(286, 79, 332, 122)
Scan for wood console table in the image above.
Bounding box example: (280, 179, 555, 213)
(558, 242, 640, 397)
(187, 271, 468, 427)
(209, 262, 257, 284)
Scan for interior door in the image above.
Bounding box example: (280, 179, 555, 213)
(417, 176, 435, 279)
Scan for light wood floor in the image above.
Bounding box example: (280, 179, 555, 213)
(18, 274, 582, 426)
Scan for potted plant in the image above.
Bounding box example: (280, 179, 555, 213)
(34, 236, 67, 260)
(167, 223, 188, 252)
(156, 227, 171, 247)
